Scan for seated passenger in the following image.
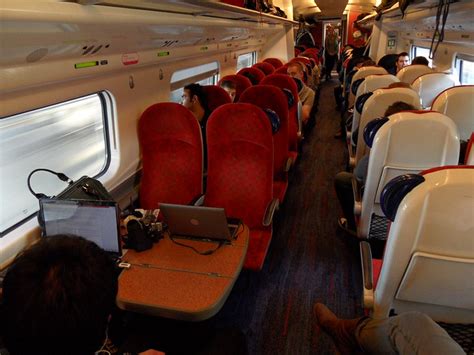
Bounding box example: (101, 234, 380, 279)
(0, 235, 162, 355)
(314, 303, 464, 355)
(220, 80, 237, 102)
(412, 56, 429, 66)
(181, 83, 210, 167)
(287, 62, 315, 125)
(335, 102, 416, 235)
(396, 51, 410, 73)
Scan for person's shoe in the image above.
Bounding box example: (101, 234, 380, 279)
(314, 303, 363, 355)
(337, 217, 357, 237)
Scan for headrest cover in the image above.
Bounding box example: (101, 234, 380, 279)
(363, 117, 389, 148)
(355, 92, 373, 114)
(380, 174, 425, 221)
(264, 108, 281, 134)
(352, 78, 365, 95)
(281, 88, 295, 108)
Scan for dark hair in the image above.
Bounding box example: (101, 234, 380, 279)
(1, 235, 118, 355)
(292, 77, 303, 92)
(240, 72, 258, 85)
(184, 83, 209, 112)
(360, 59, 376, 67)
(377, 54, 398, 75)
(220, 80, 236, 90)
(384, 101, 416, 116)
(397, 52, 409, 59)
(412, 56, 429, 66)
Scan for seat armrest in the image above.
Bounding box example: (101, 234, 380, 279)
(263, 198, 279, 227)
(352, 177, 362, 217)
(284, 157, 293, 172)
(192, 194, 205, 206)
(359, 241, 374, 309)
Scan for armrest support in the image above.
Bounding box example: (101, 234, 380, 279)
(359, 241, 374, 309)
(192, 194, 205, 206)
(262, 198, 279, 227)
(352, 177, 362, 217)
(284, 157, 293, 172)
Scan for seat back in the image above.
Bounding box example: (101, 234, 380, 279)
(396, 64, 433, 84)
(202, 85, 232, 112)
(275, 65, 289, 75)
(239, 85, 289, 181)
(218, 74, 252, 102)
(359, 112, 460, 240)
(431, 85, 474, 141)
(138, 103, 203, 209)
(261, 74, 300, 152)
(412, 73, 458, 109)
(349, 66, 388, 107)
(205, 103, 273, 228)
(352, 74, 400, 138)
(373, 166, 474, 322)
(355, 87, 422, 166)
(253, 62, 275, 75)
(237, 67, 265, 85)
(263, 57, 284, 69)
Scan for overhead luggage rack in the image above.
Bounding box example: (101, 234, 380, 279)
(75, 0, 298, 25)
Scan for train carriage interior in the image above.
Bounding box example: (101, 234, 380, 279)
(0, 0, 473, 354)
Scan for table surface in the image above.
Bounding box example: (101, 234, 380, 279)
(117, 224, 249, 321)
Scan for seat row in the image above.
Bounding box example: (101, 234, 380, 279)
(137, 56, 320, 271)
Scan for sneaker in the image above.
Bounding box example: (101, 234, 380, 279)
(337, 217, 357, 237)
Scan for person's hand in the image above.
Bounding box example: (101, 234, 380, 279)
(139, 350, 165, 355)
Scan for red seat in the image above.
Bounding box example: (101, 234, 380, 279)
(261, 74, 300, 159)
(465, 132, 474, 165)
(263, 57, 284, 69)
(252, 62, 275, 75)
(202, 85, 232, 112)
(275, 65, 289, 75)
(237, 67, 265, 85)
(205, 103, 277, 270)
(218, 74, 252, 102)
(138, 103, 203, 209)
(239, 85, 290, 202)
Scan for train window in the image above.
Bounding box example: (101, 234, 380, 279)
(454, 55, 474, 84)
(170, 62, 219, 102)
(236, 52, 257, 71)
(411, 46, 433, 67)
(0, 93, 111, 236)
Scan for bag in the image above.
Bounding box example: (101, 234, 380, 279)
(27, 168, 113, 229)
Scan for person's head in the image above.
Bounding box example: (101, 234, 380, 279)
(326, 25, 334, 34)
(220, 80, 237, 102)
(384, 101, 416, 116)
(287, 62, 305, 81)
(360, 59, 376, 67)
(182, 83, 208, 118)
(1, 235, 118, 355)
(396, 52, 410, 72)
(411, 56, 429, 66)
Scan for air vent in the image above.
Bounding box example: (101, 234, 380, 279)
(82, 44, 110, 56)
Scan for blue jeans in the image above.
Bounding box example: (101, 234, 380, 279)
(356, 312, 465, 354)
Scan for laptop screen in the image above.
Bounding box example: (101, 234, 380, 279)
(40, 199, 121, 255)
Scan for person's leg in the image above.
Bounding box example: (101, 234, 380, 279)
(357, 312, 465, 355)
(334, 171, 356, 231)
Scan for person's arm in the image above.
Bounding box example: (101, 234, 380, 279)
(301, 89, 315, 124)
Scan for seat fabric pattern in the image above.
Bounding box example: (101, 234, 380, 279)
(253, 62, 275, 75)
(239, 85, 289, 183)
(202, 85, 232, 112)
(138, 103, 203, 209)
(218, 75, 252, 102)
(237, 67, 266, 85)
(261, 74, 300, 154)
(263, 57, 284, 69)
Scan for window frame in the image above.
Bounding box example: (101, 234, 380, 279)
(236, 51, 257, 71)
(454, 53, 474, 85)
(0, 91, 113, 237)
(410, 45, 433, 67)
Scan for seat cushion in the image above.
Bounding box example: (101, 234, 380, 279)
(289, 150, 298, 163)
(373, 258, 383, 290)
(244, 228, 272, 271)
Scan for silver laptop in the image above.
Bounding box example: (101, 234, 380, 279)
(159, 203, 241, 241)
(40, 199, 122, 259)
